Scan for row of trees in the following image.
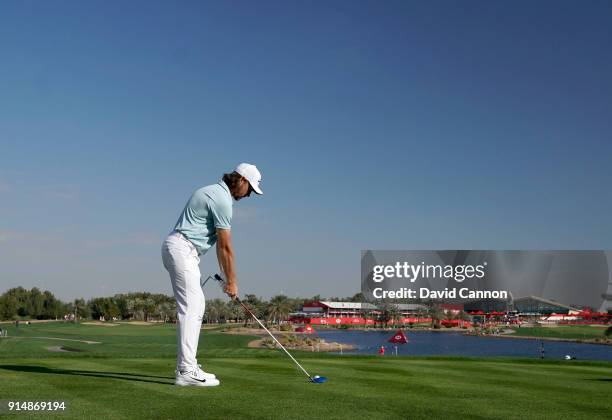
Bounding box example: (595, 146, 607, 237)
(0, 287, 66, 320)
(0, 288, 179, 322)
(0, 287, 329, 323)
(204, 294, 305, 325)
(0, 287, 472, 326)
(88, 293, 177, 322)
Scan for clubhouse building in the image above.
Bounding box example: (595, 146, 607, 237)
(290, 301, 430, 326)
(288, 296, 611, 326)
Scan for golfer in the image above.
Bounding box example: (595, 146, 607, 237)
(162, 163, 263, 387)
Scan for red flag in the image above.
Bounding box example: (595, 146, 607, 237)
(388, 329, 408, 344)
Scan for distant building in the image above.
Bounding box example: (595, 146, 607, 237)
(512, 296, 579, 315)
(288, 296, 602, 326)
(464, 298, 509, 313)
(298, 301, 378, 318)
(289, 301, 430, 325)
(389, 303, 428, 315)
(599, 264, 612, 312)
(463, 295, 582, 316)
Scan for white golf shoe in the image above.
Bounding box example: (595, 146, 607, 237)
(175, 365, 219, 387)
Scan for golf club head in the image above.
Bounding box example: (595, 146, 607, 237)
(310, 375, 328, 384)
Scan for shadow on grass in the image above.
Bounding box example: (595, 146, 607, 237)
(0, 365, 173, 386)
(586, 378, 612, 382)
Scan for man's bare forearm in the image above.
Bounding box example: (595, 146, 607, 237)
(216, 244, 236, 285)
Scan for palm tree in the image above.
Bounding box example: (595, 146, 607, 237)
(416, 306, 428, 324)
(266, 295, 292, 324)
(362, 307, 374, 326)
(376, 302, 392, 328)
(70, 298, 87, 322)
(457, 310, 471, 322)
(428, 305, 444, 329)
(242, 294, 265, 326)
(387, 304, 401, 328)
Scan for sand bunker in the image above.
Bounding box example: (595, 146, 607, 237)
(82, 322, 120, 327)
(45, 346, 83, 353)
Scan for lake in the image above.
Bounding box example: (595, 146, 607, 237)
(315, 330, 612, 361)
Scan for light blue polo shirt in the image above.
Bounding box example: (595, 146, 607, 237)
(173, 181, 232, 255)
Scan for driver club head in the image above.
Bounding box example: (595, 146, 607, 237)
(310, 375, 328, 384)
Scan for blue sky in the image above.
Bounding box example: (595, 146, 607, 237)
(1, 0, 611, 301)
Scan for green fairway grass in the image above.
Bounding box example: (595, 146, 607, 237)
(0, 322, 610, 419)
(511, 325, 610, 341)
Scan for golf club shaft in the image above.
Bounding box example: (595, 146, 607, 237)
(235, 297, 312, 380)
(201, 275, 213, 288)
(210, 274, 313, 380)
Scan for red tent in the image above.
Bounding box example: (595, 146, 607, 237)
(388, 329, 408, 344)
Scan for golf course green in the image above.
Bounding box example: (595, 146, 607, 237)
(0, 322, 610, 419)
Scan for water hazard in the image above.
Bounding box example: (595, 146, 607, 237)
(315, 330, 612, 361)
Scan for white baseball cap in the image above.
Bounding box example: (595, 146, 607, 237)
(235, 163, 263, 195)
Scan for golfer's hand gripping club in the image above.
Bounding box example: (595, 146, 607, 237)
(215, 273, 238, 300)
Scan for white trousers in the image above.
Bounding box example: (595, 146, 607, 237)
(161, 232, 205, 371)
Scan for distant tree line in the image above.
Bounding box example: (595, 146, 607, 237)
(0, 287, 361, 324)
(0, 287, 66, 320)
(1, 287, 466, 325)
(0, 288, 181, 322)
